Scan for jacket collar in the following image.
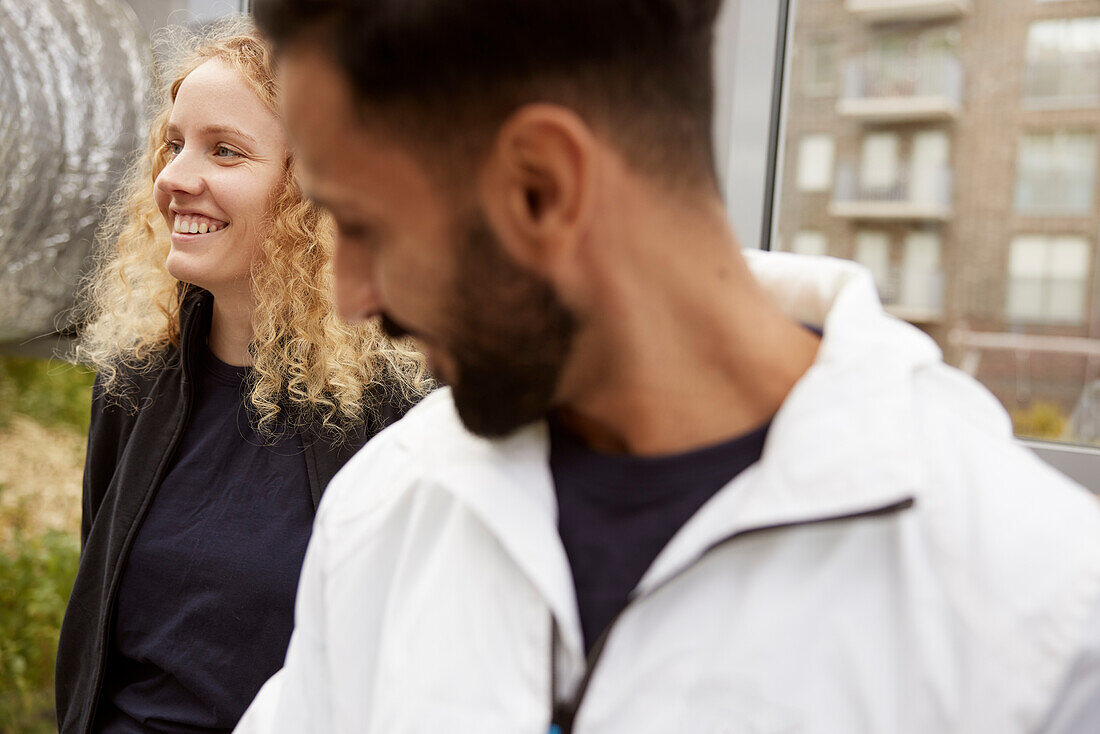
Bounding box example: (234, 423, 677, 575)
(178, 286, 213, 343)
(406, 417, 585, 653)
(175, 286, 214, 378)
(637, 254, 933, 596)
(401, 253, 946, 658)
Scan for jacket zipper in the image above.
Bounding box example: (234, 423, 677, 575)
(81, 301, 204, 734)
(548, 496, 916, 734)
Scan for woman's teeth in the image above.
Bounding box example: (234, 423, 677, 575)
(173, 215, 227, 234)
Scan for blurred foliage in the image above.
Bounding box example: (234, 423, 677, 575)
(1011, 400, 1069, 441)
(0, 355, 91, 732)
(0, 356, 95, 432)
(0, 519, 80, 734)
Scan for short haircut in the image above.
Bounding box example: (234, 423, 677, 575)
(254, 0, 724, 191)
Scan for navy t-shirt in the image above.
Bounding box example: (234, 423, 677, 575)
(550, 417, 769, 654)
(95, 344, 313, 733)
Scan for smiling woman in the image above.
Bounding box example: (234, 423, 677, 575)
(52, 18, 428, 734)
(155, 56, 288, 358)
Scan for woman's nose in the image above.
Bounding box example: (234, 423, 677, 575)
(154, 149, 205, 197)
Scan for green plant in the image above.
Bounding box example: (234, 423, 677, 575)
(0, 356, 95, 432)
(0, 522, 80, 734)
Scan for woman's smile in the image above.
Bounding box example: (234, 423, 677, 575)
(172, 213, 229, 235)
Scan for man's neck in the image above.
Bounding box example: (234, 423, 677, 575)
(554, 199, 820, 456)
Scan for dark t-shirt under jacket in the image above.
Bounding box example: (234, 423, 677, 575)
(550, 416, 769, 654)
(95, 344, 312, 734)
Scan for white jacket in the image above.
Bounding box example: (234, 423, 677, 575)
(237, 252, 1100, 733)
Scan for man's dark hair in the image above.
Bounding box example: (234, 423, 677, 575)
(254, 0, 724, 190)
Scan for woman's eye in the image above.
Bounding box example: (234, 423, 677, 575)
(214, 145, 241, 158)
(164, 140, 182, 156)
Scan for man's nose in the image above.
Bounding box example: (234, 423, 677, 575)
(333, 236, 383, 322)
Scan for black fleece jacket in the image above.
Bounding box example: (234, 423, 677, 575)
(54, 289, 413, 734)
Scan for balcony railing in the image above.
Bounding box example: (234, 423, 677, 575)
(831, 163, 953, 220)
(845, 0, 970, 24)
(839, 54, 962, 121)
(1024, 57, 1100, 109)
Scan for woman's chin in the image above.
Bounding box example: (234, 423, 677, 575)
(166, 257, 199, 287)
(165, 255, 218, 294)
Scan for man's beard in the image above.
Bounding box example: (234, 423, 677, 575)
(440, 213, 578, 437)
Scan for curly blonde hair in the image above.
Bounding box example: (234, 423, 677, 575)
(73, 18, 427, 441)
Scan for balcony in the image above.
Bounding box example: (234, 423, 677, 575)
(830, 163, 953, 221)
(839, 54, 962, 122)
(845, 0, 970, 24)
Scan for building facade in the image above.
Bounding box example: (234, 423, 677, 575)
(776, 0, 1100, 439)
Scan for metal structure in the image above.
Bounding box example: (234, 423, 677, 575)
(0, 0, 149, 348)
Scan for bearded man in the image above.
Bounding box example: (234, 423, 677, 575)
(235, 1, 1100, 732)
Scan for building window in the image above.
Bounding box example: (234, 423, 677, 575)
(855, 231, 892, 300)
(804, 38, 838, 97)
(797, 134, 835, 192)
(792, 231, 828, 257)
(899, 231, 943, 312)
(860, 133, 899, 191)
(1024, 18, 1100, 108)
(1015, 132, 1097, 215)
(1006, 235, 1091, 323)
(911, 131, 950, 205)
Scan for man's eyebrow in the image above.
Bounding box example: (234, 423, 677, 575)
(164, 123, 258, 144)
(302, 189, 353, 217)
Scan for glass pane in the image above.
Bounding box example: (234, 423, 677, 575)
(793, 231, 829, 257)
(774, 0, 1100, 446)
(1047, 280, 1087, 323)
(797, 134, 835, 191)
(1007, 280, 1045, 321)
(804, 38, 839, 96)
(1050, 237, 1089, 278)
(1024, 18, 1100, 107)
(861, 133, 899, 189)
(855, 231, 891, 299)
(1009, 236, 1048, 277)
(899, 232, 941, 310)
(1016, 133, 1097, 214)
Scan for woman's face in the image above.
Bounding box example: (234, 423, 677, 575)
(154, 58, 287, 299)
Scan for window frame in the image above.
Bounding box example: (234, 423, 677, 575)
(716, 0, 1100, 490)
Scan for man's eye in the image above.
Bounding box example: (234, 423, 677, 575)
(337, 221, 370, 240)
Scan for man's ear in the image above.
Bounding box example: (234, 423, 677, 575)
(478, 104, 597, 277)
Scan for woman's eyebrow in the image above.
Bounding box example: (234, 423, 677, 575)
(165, 123, 258, 144)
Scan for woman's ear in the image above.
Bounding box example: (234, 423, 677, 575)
(478, 103, 597, 278)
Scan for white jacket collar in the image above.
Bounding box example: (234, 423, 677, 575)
(640, 252, 937, 596)
(395, 252, 970, 658)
